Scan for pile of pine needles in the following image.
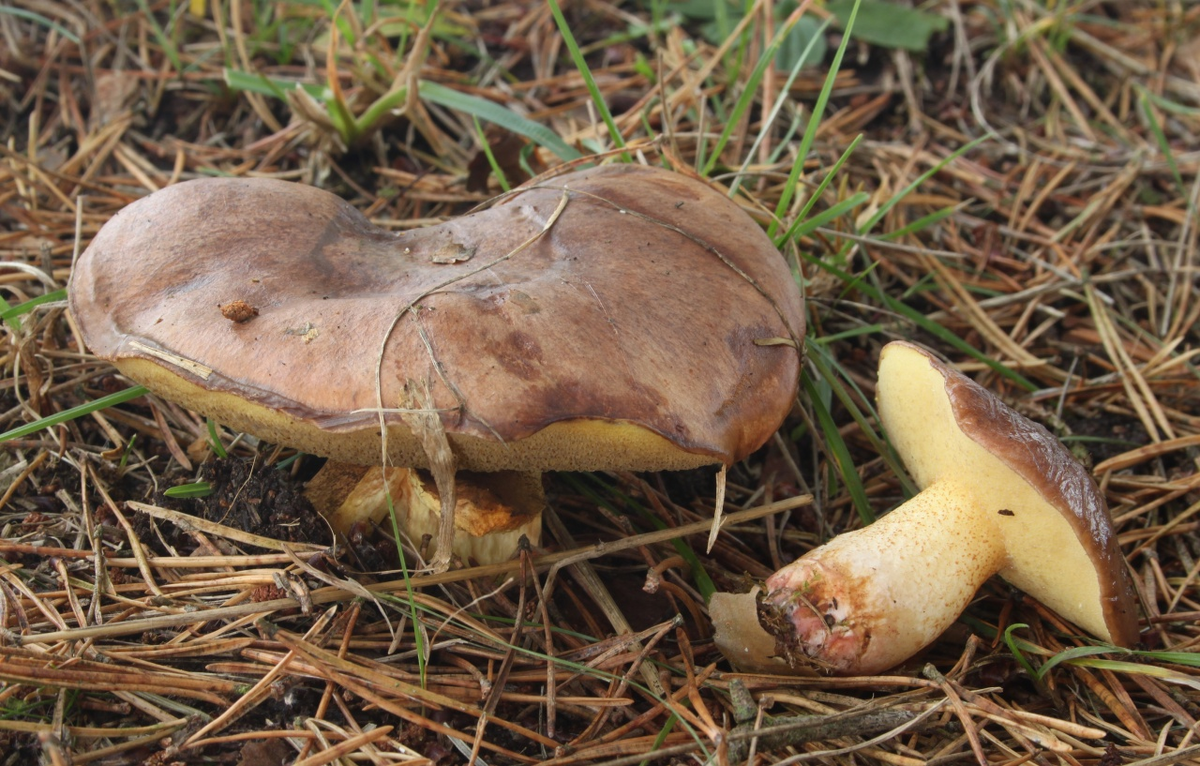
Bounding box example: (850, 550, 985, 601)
(1, 0, 1198, 763)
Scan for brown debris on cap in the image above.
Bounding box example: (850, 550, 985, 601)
(220, 300, 258, 323)
(69, 164, 805, 473)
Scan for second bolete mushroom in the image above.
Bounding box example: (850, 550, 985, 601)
(759, 341, 1138, 674)
(69, 163, 805, 566)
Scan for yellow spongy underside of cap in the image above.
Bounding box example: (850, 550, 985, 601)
(120, 358, 723, 473)
(876, 344, 1112, 641)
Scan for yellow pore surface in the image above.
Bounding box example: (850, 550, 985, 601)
(118, 357, 721, 473)
(877, 344, 1112, 641)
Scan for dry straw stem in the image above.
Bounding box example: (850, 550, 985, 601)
(2, 0, 1200, 763)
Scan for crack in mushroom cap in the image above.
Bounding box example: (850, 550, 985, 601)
(69, 164, 805, 472)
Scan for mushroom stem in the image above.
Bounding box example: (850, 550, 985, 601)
(763, 482, 1007, 674)
(306, 463, 544, 565)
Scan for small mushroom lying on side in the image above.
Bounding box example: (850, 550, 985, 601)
(728, 341, 1139, 675)
(69, 164, 805, 566)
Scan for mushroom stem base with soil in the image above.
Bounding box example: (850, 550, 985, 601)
(762, 483, 1006, 674)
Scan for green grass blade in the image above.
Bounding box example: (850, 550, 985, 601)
(769, 0, 861, 238)
(132, 0, 184, 73)
(324, 87, 361, 146)
(1139, 89, 1187, 198)
(806, 343, 917, 497)
(801, 370, 874, 525)
(881, 203, 964, 241)
(118, 434, 136, 467)
(0, 6, 80, 43)
(386, 491, 428, 688)
(1002, 623, 1040, 678)
(701, 11, 804, 177)
(1137, 85, 1200, 116)
(784, 191, 870, 242)
(418, 81, 582, 161)
(1038, 644, 1200, 681)
(207, 419, 229, 459)
(1065, 659, 1200, 689)
(799, 253, 1037, 391)
(317, 0, 358, 46)
(1, 289, 67, 330)
(0, 288, 68, 320)
(1129, 650, 1200, 667)
(774, 135, 864, 248)
(223, 68, 324, 100)
(545, 0, 628, 157)
(853, 135, 988, 239)
(164, 482, 214, 499)
(0, 386, 150, 442)
(643, 714, 680, 766)
(473, 116, 512, 192)
(223, 70, 582, 162)
(1035, 644, 1118, 680)
(766, 111, 805, 166)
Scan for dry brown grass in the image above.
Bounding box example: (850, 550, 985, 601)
(1, 0, 1199, 764)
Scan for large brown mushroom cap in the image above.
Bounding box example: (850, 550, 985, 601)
(69, 164, 804, 472)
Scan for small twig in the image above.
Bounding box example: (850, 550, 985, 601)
(728, 700, 929, 762)
(126, 501, 325, 553)
(767, 701, 947, 765)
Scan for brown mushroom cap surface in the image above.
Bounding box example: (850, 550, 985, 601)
(70, 164, 804, 471)
(878, 341, 1139, 646)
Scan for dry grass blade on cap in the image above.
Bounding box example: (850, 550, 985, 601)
(2, 0, 1199, 763)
